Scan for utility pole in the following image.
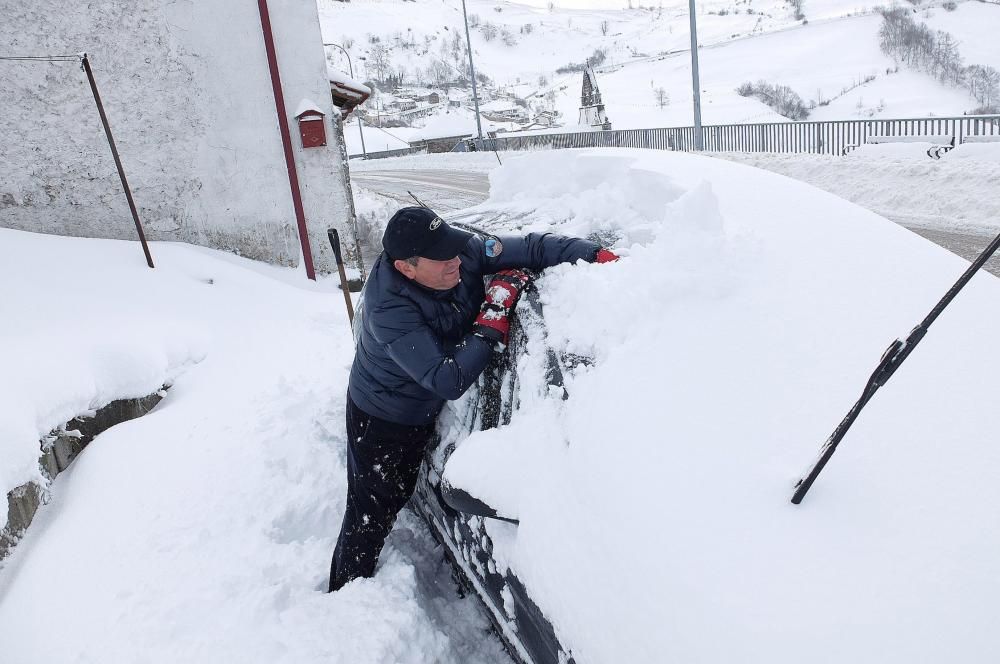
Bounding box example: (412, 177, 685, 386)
(460, 0, 485, 148)
(324, 42, 367, 159)
(688, 0, 704, 150)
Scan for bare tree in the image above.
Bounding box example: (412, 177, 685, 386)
(368, 42, 391, 83)
(789, 0, 805, 21)
(600, 20, 610, 36)
(480, 22, 498, 42)
(967, 64, 1000, 107)
(428, 60, 450, 87)
(654, 86, 670, 108)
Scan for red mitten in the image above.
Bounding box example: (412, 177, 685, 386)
(473, 269, 532, 346)
(594, 248, 619, 263)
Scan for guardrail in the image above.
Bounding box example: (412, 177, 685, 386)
(348, 146, 426, 161)
(483, 114, 1000, 156)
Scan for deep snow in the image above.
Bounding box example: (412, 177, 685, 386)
(713, 143, 1000, 233)
(438, 149, 1000, 663)
(5, 147, 1000, 663)
(0, 231, 509, 664)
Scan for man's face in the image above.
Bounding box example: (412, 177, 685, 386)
(394, 255, 462, 290)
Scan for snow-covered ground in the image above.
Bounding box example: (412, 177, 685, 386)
(713, 142, 1000, 233)
(0, 232, 509, 663)
(5, 147, 1000, 662)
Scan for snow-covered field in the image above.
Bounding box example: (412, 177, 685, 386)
(5, 149, 1000, 662)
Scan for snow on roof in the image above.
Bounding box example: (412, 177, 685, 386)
(326, 65, 371, 95)
(479, 99, 522, 112)
(293, 98, 324, 118)
(409, 109, 494, 141)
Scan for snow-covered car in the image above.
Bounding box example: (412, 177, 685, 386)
(414, 287, 576, 664)
(414, 149, 1000, 663)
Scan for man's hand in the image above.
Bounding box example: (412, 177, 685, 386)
(473, 269, 532, 346)
(594, 248, 619, 263)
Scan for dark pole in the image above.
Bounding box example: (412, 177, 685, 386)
(327, 228, 355, 326)
(257, 0, 317, 280)
(81, 54, 154, 268)
(791, 229, 1000, 504)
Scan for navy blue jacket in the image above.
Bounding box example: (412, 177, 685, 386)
(348, 233, 599, 425)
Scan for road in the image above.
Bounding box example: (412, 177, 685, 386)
(352, 168, 1000, 277)
(351, 169, 491, 213)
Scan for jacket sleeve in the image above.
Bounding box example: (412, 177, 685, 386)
(487, 232, 600, 272)
(372, 301, 494, 401)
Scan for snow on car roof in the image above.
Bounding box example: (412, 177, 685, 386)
(443, 148, 1000, 663)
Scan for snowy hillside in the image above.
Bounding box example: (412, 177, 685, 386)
(320, 0, 1000, 147)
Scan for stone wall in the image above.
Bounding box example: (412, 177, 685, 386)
(1, 393, 163, 562)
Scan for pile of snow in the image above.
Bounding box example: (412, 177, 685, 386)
(944, 140, 1000, 162)
(0, 229, 507, 664)
(713, 149, 1000, 233)
(847, 142, 939, 158)
(0, 234, 207, 495)
(442, 148, 1000, 663)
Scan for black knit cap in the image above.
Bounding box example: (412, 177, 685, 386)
(382, 207, 474, 261)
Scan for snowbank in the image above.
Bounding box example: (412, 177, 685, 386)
(0, 231, 207, 494)
(944, 141, 1000, 162)
(847, 142, 940, 159)
(714, 150, 1000, 233)
(444, 149, 1000, 663)
(0, 230, 506, 664)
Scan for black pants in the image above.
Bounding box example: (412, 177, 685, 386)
(328, 397, 435, 592)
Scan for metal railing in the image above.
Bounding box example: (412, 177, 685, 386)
(484, 114, 1000, 156)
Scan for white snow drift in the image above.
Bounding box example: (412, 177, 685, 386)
(3, 149, 1000, 663)
(443, 149, 1000, 663)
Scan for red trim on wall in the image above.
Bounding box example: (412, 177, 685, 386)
(256, 0, 317, 280)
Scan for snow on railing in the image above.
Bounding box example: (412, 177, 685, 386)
(483, 114, 1000, 157)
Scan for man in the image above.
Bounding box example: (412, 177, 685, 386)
(329, 206, 617, 592)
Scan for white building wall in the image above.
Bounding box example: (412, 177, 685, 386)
(0, 0, 353, 272)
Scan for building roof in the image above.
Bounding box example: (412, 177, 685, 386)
(326, 66, 371, 96)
